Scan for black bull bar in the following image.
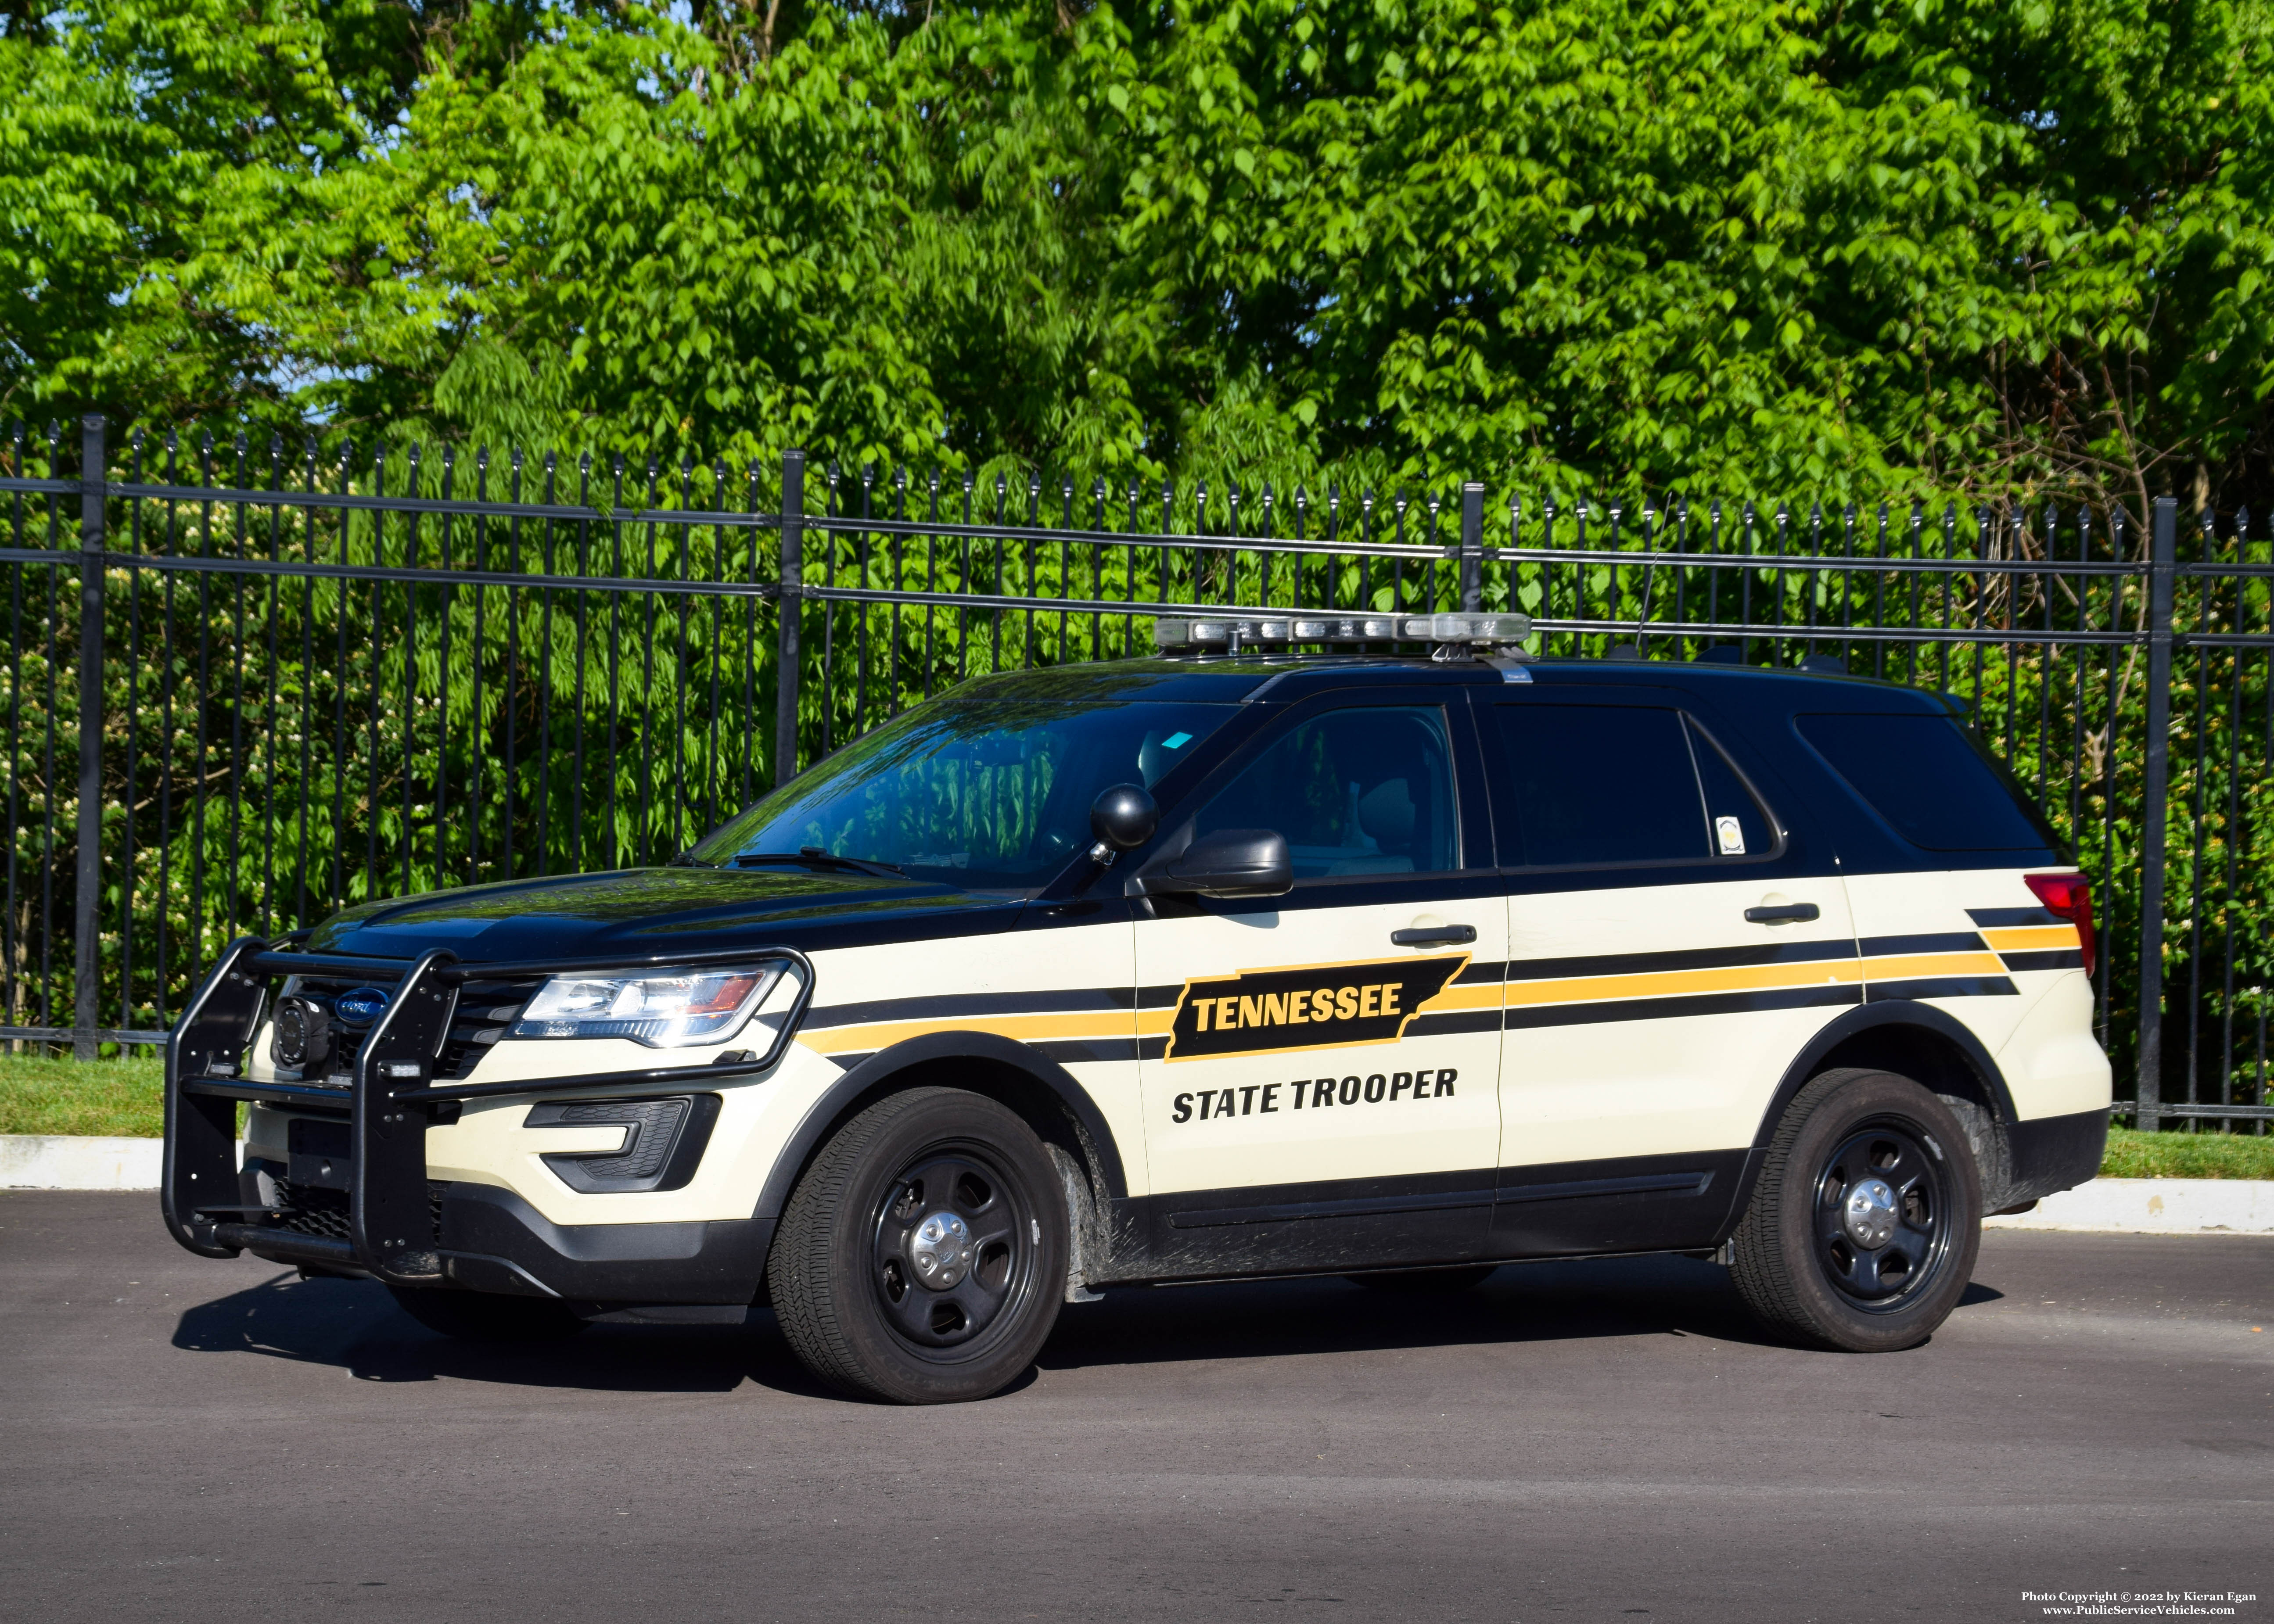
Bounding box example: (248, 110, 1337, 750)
(161, 936, 814, 1286)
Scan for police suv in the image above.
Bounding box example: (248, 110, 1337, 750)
(162, 614, 2109, 1403)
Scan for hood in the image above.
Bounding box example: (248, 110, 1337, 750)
(303, 865, 1023, 965)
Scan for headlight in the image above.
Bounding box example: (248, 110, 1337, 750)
(509, 963, 783, 1049)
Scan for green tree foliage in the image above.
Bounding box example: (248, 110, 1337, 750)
(4, 0, 2270, 508)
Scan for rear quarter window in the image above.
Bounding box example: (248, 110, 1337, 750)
(1795, 712, 2057, 852)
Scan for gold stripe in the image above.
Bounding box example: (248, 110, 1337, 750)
(1418, 981, 1502, 1015)
(800, 1010, 1137, 1054)
(1980, 925, 2079, 952)
(1505, 958, 1865, 1008)
(1864, 951, 2008, 980)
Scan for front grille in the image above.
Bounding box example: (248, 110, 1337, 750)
(267, 1178, 450, 1243)
(272, 1178, 350, 1240)
(279, 972, 542, 1083)
(437, 976, 545, 1079)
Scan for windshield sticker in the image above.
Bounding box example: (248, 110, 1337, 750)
(1163, 954, 1469, 1061)
(1160, 731, 1193, 749)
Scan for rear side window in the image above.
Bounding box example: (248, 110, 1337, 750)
(1796, 713, 2053, 852)
(1490, 705, 1775, 868)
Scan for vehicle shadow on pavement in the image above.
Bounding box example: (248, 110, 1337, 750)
(170, 1271, 839, 1397)
(167, 1256, 2010, 1395)
(1037, 1255, 2007, 1372)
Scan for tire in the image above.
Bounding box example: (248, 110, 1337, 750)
(768, 1087, 1068, 1404)
(1728, 1067, 1982, 1353)
(1346, 1265, 1498, 1293)
(388, 1285, 589, 1343)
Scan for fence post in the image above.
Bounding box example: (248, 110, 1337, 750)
(773, 448, 806, 789)
(2134, 496, 2178, 1132)
(73, 413, 107, 1061)
(1459, 481, 1484, 612)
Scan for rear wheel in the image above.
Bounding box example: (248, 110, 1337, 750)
(1346, 1265, 1498, 1293)
(768, 1087, 1067, 1404)
(1728, 1067, 1981, 1352)
(388, 1285, 589, 1343)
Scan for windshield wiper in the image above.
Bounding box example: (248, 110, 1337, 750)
(732, 846, 906, 880)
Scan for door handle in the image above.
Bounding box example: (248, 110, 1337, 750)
(1390, 925, 1477, 947)
(1744, 903, 1820, 925)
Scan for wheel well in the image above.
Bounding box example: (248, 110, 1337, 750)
(824, 1053, 1110, 1199)
(1811, 1025, 1998, 1122)
(755, 1042, 1121, 1253)
(1802, 1023, 2018, 1210)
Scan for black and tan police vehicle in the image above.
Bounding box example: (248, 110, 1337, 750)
(162, 612, 2109, 1402)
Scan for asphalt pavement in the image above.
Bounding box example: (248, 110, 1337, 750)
(2, 1190, 2268, 1624)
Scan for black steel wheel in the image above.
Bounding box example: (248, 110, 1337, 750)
(1728, 1067, 1982, 1352)
(387, 1285, 589, 1343)
(769, 1087, 1067, 1403)
(1812, 1122, 1954, 1308)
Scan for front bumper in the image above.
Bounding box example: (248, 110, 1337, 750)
(164, 935, 809, 1301)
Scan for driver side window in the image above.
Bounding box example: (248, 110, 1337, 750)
(1193, 706, 1459, 880)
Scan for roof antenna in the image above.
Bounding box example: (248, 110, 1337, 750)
(1609, 504, 1662, 660)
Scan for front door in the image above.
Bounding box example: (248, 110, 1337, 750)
(1131, 690, 1507, 1273)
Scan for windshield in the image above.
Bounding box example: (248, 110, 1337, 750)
(686, 699, 1237, 890)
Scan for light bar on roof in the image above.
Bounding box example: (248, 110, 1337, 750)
(1153, 612, 1531, 652)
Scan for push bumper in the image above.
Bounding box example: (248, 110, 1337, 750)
(163, 935, 809, 1301)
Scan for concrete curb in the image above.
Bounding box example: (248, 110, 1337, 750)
(3, 1138, 2270, 1232)
(1983, 1176, 2274, 1234)
(2, 1135, 168, 1190)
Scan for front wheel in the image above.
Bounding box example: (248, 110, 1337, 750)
(1728, 1067, 1981, 1353)
(768, 1087, 1067, 1403)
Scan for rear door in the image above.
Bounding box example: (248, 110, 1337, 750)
(1477, 687, 1861, 1251)
(1131, 687, 1506, 1271)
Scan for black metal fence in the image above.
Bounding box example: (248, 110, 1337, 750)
(4, 416, 2269, 1131)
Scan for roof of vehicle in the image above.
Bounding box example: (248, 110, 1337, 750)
(955, 653, 1958, 712)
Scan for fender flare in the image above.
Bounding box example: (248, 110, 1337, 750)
(1748, 1000, 2020, 1147)
(752, 1030, 1129, 1220)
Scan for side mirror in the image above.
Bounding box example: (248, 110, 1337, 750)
(1089, 784, 1159, 857)
(1145, 828, 1293, 899)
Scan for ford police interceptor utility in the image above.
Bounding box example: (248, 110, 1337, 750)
(162, 613, 2109, 1403)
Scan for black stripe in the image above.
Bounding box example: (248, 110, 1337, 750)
(1866, 976, 2019, 1001)
(1454, 960, 1509, 985)
(1169, 1187, 1497, 1230)
(822, 1050, 875, 1068)
(802, 986, 1130, 1031)
(1404, 1009, 1504, 1037)
(1496, 1170, 1712, 1205)
(1030, 1038, 1142, 1064)
(1503, 983, 1861, 1029)
(2000, 949, 2084, 972)
(1503, 938, 1857, 983)
(1135, 984, 1183, 1010)
(1860, 932, 1987, 957)
(1968, 906, 2062, 927)
(1138, 1035, 1170, 1060)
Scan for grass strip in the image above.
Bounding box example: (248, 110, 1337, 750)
(0, 1054, 167, 1137)
(2098, 1123, 2274, 1180)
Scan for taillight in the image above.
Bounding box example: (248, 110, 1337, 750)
(2024, 872, 2096, 977)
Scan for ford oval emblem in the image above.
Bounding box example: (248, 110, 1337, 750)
(332, 986, 392, 1026)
